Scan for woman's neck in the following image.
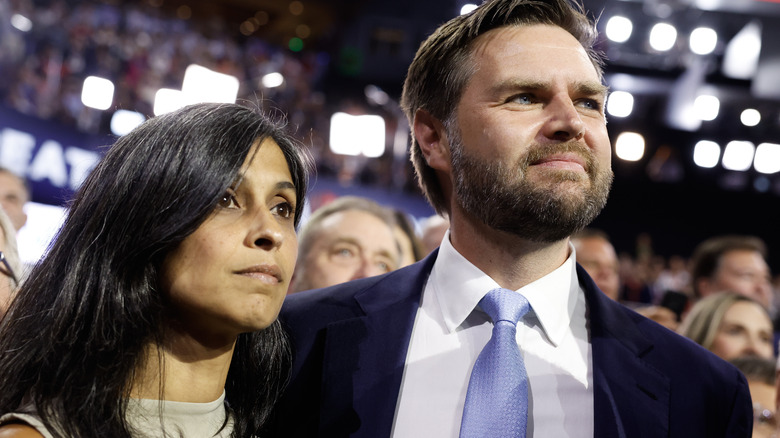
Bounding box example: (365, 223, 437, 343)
(131, 328, 237, 403)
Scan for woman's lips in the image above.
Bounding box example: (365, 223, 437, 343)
(235, 264, 282, 284)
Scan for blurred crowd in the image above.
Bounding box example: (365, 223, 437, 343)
(1, 0, 324, 130)
(0, 0, 414, 193)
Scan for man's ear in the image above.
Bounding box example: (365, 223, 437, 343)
(413, 109, 451, 172)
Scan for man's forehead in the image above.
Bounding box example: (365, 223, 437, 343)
(472, 24, 590, 57)
(469, 24, 601, 83)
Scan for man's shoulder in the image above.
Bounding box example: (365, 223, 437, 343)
(282, 275, 380, 328)
(282, 260, 431, 330)
(581, 268, 740, 380)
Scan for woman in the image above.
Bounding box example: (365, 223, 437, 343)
(0, 103, 311, 437)
(678, 292, 774, 361)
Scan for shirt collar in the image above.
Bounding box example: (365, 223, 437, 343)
(431, 231, 580, 347)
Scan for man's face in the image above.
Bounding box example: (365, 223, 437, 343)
(574, 237, 620, 300)
(0, 225, 13, 315)
(293, 210, 400, 292)
(703, 249, 773, 308)
(448, 25, 612, 242)
(0, 172, 28, 231)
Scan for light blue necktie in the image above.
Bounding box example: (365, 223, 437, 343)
(460, 288, 531, 438)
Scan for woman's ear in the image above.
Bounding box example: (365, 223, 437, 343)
(413, 109, 451, 172)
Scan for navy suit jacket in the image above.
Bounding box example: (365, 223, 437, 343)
(269, 250, 753, 437)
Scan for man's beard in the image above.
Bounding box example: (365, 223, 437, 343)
(449, 128, 613, 243)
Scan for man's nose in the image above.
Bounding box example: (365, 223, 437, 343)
(540, 96, 585, 142)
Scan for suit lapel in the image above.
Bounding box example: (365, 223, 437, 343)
(319, 251, 438, 437)
(580, 265, 671, 438)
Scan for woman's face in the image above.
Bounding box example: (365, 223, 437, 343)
(710, 301, 774, 361)
(161, 138, 298, 340)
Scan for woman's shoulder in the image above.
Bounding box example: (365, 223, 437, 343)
(0, 410, 51, 438)
(0, 423, 45, 438)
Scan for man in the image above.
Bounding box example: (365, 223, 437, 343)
(289, 196, 400, 293)
(420, 213, 449, 254)
(571, 228, 620, 301)
(270, 1, 752, 436)
(690, 235, 772, 309)
(572, 229, 679, 330)
(0, 207, 20, 315)
(0, 168, 29, 232)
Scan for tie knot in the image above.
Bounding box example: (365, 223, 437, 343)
(479, 288, 530, 325)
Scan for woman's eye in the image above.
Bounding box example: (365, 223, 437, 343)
(725, 326, 743, 336)
(218, 190, 239, 209)
(273, 202, 294, 219)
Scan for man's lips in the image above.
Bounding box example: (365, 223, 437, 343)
(234, 264, 283, 284)
(530, 152, 587, 172)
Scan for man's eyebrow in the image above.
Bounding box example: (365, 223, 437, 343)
(492, 79, 608, 97)
(577, 81, 609, 97)
(492, 79, 547, 94)
(329, 236, 361, 247)
(376, 248, 399, 261)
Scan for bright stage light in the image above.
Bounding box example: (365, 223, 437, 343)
(81, 76, 115, 110)
(722, 141, 755, 171)
(329, 112, 386, 157)
(615, 132, 645, 161)
(693, 140, 720, 168)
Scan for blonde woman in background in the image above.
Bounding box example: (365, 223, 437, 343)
(679, 292, 774, 361)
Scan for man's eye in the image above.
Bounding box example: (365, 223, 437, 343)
(578, 99, 602, 111)
(334, 248, 354, 258)
(376, 259, 396, 273)
(508, 94, 534, 104)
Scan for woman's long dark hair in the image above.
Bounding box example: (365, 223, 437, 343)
(0, 103, 311, 437)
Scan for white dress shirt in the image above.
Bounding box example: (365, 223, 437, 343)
(391, 231, 593, 437)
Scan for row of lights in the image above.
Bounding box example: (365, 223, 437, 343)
(80, 66, 289, 136)
(605, 16, 718, 55)
(607, 90, 763, 126)
(614, 131, 780, 174)
(459, 5, 757, 68)
(77, 69, 780, 175)
(604, 13, 762, 80)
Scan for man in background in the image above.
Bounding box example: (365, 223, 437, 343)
(690, 235, 772, 309)
(571, 228, 619, 301)
(0, 207, 21, 314)
(289, 196, 401, 293)
(0, 168, 29, 232)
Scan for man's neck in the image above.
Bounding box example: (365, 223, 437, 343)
(448, 214, 571, 291)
